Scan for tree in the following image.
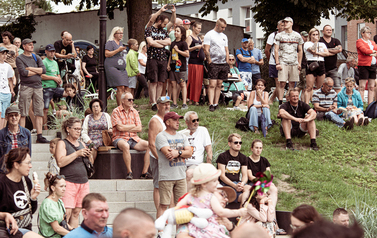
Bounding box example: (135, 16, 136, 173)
(0, 0, 54, 20)
(0, 15, 37, 40)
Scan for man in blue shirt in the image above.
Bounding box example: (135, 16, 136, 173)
(64, 193, 112, 238)
(248, 39, 264, 87)
(236, 38, 255, 91)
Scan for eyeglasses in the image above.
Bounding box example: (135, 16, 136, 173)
(233, 141, 242, 145)
(191, 118, 199, 123)
(325, 84, 333, 88)
(70, 127, 82, 131)
(115, 32, 124, 35)
(220, 191, 228, 199)
(127, 98, 134, 102)
(22, 161, 32, 165)
(364, 32, 372, 34)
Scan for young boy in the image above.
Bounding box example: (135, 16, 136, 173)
(126, 39, 140, 97)
(0, 47, 14, 128)
(47, 138, 61, 175)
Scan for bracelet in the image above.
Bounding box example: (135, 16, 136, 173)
(228, 222, 236, 232)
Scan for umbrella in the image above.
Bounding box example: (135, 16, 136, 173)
(260, 113, 267, 137)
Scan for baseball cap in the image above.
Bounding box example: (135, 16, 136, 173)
(157, 96, 172, 104)
(300, 31, 308, 37)
(241, 38, 249, 43)
(283, 17, 293, 23)
(0, 47, 9, 53)
(163, 111, 183, 122)
(183, 19, 191, 25)
(21, 38, 36, 45)
(6, 105, 20, 115)
(45, 44, 56, 51)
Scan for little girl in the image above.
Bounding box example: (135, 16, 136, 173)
(176, 163, 247, 238)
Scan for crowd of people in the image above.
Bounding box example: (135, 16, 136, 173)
(0, 4, 373, 238)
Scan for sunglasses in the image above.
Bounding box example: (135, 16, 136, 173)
(51, 174, 65, 184)
(229, 59, 235, 61)
(160, 96, 170, 101)
(127, 98, 134, 102)
(192, 118, 199, 123)
(233, 141, 242, 145)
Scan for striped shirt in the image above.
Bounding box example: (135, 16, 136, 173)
(111, 105, 141, 142)
(312, 88, 338, 108)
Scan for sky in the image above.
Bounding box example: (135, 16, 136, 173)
(53, 0, 83, 13)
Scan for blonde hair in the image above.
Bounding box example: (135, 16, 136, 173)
(108, 26, 124, 42)
(308, 28, 319, 42)
(345, 77, 356, 86)
(190, 184, 204, 197)
(138, 41, 146, 53)
(228, 133, 241, 142)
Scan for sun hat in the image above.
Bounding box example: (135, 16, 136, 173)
(191, 163, 221, 185)
(217, 184, 237, 203)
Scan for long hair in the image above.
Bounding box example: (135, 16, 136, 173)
(138, 41, 146, 53)
(176, 26, 187, 42)
(108, 26, 124, 42)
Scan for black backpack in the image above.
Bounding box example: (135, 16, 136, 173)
(235, 117, 250, 131)
(364, 101, 377, 119)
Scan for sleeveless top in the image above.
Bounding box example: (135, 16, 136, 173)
(253, 91, 266, 116)
(149, 115, 166, 159)
(189, 36, 205, 65)
(59, 139, 88, 184)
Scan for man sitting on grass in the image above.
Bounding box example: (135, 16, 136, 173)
(279, 88, 319, 151)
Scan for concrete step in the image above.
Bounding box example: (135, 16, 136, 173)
(31, 135, 57, 143)
(31, 152, 51, 161)
(32, 143, 50, 152)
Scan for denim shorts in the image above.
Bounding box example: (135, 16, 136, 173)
(43, 87, 64, 109)
(0, 93, 11, 118)
(128, 76, 137, 89)
(113, 137, 138, 149)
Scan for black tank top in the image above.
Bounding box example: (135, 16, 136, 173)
(189, 35, 205, 65)
(59, 139, 88, 184)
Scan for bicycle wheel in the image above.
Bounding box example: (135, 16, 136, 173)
(67, 74, 81, 95)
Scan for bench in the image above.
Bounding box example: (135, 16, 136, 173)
(91, 148, 151, 179)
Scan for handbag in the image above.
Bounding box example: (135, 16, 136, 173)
(102, 130, 112, 146)
(64, 139, 95, 178)
(11, 177, 32, 229)
(308, 42, 319, 71)
(37, 201, 70, 237)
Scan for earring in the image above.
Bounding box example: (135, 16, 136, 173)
(67, 132, 69, 136)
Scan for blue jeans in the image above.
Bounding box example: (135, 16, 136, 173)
(0, 93, 11, 118)
(248, 107, 272, 131)
(325, 111, 345, 127)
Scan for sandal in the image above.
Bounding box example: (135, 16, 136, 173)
(276, 228, 287, 235)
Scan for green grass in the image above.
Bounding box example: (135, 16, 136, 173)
(111, 98, 377, 228)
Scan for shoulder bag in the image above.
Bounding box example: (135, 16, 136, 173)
(37, 200, 70, 237)
(308, 43, 319, 71)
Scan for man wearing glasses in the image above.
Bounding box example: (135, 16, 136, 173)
(111, 92, 150, 180)
(216, 133, 251, 205)
(236, 38, 256, 90)
(179, 111, 212, 190)
(312, 77, 354, 130)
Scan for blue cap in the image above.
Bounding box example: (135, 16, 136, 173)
(241, 38, 249, 43)
(45, 44, 56, 51)
(0, 47, 9, 53)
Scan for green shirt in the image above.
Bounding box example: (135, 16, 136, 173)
(126, 49, 139, 77)
(42, 58, 59, 88)
(18, 48, 24, 55)
(38, 198, 66, 238)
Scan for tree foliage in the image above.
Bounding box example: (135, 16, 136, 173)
(0, 15, 37, 40)
(0, 0, 54, 19)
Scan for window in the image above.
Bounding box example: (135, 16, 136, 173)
(213, 11, 217, 20)
(358, 23, 365, 39)
(228, 8, 232, 18)
(341, 25, 347, 50)
(244, 8, 252, 32)
(257, 38, 264, 49)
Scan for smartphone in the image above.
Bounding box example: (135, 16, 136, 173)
(166, 4, 173, 9)
(88, 143, 95, 149)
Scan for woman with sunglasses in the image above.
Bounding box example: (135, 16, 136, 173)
(356, 26, 377, 105)
(290, 204, 322, 234)
(56, 117, 92, 228)
(39, 173, 72, 237)
(337, 78, 367, 126)
(0, 147, 43, 238)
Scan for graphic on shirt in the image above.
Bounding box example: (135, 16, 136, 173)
(187, 137, 196, 161)
(13, 190, 28, 209)
(275, 31, 303, 65)
(118, 59, 124, 66)
(0, 67, 8, 90)
(167, 138, 187, 167)
(225, 160, 241, 175)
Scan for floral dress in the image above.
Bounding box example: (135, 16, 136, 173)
(87, 113, 108, 149)
(185, 193, 229, 238)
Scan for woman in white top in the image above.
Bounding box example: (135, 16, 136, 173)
(304, 28, 329, 104)
(247, 79, 272, 134)
(135, 41, 149, 99)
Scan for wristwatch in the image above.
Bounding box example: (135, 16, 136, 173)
(178, 150, 182, 156)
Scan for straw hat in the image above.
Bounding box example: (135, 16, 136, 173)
(217, 184, 237, 203)
(191, 163, 221, 185)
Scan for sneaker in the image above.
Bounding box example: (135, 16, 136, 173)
(364, 118, 369, 126)
(286, 142, 294, 151)
(151, 104, 157, 111)
(181, 104, 188, 110)
(344, 117, 354, 130)
(31, 129, 37, 134)
(310, 143, 319, 151)
(357, 118, 363, 126)
(209, 104, 215, 112)
(36, 137, 50, 143)
(214, 104, 220, 110)
(53, 109, 56, 115)
(171, 104, 178, 109)
(126, 172, 133, 180)
(140, 172, 153, 179)
(233, 106, 240, 110)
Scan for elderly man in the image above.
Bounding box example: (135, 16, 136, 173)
(111, 92, 150, 180)
(16, 38, 49, 143)
(313, 77, 354, 130)
(148, 96, 171, 214)
(54, 32, 77, 72)
(0, 105, 31, 173)
(279, 88, 319, 151)
(248, 38, 263, 86)
(236, 38, 255, 90)
(203, 18, 230, 112)
(338, 56, 356, 87)
(112, 208, 156, 238)
(333, 208, 350, 227)
(155, 111, 192, 218)
(179, 111, 212, 190)
(64, 193, 112, 238)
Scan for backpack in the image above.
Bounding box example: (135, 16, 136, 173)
(235, 117, 250, 131)
(364, 101, 377, 119)
(236, 48, 252, 68)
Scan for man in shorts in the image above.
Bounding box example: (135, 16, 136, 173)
(15, 38, 49, 143)
(236, 38, 255, 90)
(42, 44, 67, 129)
(145, 13, 172, 111)
(249, 38, 264, 87)
(203, 18, 230, 112)
(0, 47, 14, 121)
(155, 111, 192, 219)
(179, 111, 212, 190)
(148, 96, 171, 215)
(111, 92, 150, 180)
(279, 88, 318, 151)
(265, 20, 284, 104)
(274, 17, 304, 106)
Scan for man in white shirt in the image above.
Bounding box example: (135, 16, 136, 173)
(203, 18, 230, 112)
(338, 56, 356, 87)
(179, 111, 212, 190)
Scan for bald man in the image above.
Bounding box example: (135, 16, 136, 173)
(169, 17, 183, 42)
(231, 223, 269, 238)
(54, 32, 77, 72)
(112, 208, 156, 238)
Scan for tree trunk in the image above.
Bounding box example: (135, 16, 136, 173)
(126, 0, 152, 43)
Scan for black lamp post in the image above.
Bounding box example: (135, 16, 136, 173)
(98, 0, 107, 111)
